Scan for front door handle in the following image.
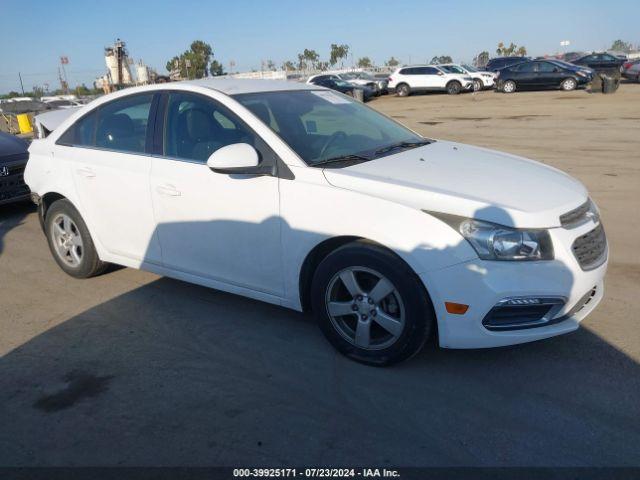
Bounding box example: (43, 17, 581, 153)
(156, 184, 181, 196)
(76, 167, 95, 178)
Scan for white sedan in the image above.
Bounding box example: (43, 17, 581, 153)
(25, 79, 607, 365)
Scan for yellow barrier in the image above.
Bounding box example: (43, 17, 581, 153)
(16, 113, 32, 134)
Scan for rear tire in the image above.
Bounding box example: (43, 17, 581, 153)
(311, 241, 434, 366)
(45, 199, 108, 279)
(396, 83, 411, 97)
(446, 81, 462, 95)
(502, 80, 516, 93)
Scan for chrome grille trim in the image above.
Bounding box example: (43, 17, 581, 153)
(572, 224, 607, 270)
(560, 200, 591, 229)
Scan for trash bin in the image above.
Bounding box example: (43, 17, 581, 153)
(602, 75, 620, 94)
(16, 113, 33, 134)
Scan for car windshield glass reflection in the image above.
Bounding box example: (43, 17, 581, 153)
(234, 91, 427, 167)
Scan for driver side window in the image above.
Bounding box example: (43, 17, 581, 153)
(163, 92, 257, 163)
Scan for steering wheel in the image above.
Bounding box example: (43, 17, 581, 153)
(318, 131, 348, 159)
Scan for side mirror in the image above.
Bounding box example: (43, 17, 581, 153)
(206, 143, 274, 176)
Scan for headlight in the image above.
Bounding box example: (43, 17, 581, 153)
(429, 213, 554, 261)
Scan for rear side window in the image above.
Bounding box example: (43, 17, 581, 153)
(95, 94, 153, 153)
(57, 93, 153, 154)
(58, 110, 97, 146)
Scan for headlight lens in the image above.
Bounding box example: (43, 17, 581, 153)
(430, 213, 554, 261)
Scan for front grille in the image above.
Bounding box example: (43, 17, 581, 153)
(572, 224, 607, 270)
(560, 200, 591, 228)
(0, 158, 29, 202)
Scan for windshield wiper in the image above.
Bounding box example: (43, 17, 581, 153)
(312, 154, 371, 167)
(374, 140, 432, 156)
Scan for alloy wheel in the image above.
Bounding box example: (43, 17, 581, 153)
(325, 267, 405, 350)
(51, 213, 84, 267)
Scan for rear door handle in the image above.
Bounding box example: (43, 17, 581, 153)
(156, 184, 181, 196)
(76, 167, 95, 178)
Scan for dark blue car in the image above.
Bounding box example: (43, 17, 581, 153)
(0, 131, 30, 205)
(497, 59, 594, 93)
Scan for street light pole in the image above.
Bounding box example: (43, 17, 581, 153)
(18, 72, 25, 95)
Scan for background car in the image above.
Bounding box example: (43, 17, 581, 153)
(336, 72, 385, 95)
(0, 132, 30, 206)
(485, 56, 530, 72)
(497, 59, 593, 93)
(623, 62, 640, 82)
(308, 77, 375, 101)
(572, 53, 625, 74)
(387, 65, 474, 96)
(621, 59, 640, 79)
(439, 63, 496, 90)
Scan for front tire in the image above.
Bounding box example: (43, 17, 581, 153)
(45, 199, 107, 278)
(311, 241, 434, 366)
(473, 79, 483, 91)
(446, 81, 462, 95)
(502, 80, 516, 93)
(561, 77, 577, 91)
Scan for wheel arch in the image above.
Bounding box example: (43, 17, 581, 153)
(298, 235, 435, 315)
(38, 192, 69, 231)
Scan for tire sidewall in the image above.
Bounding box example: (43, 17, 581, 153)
(503, 80, 516, 93)
(45, 199, 101, 278)
(473, 79, 483, 91)
(447, 81, 461, 95)
(311, 242, 434, 366)
(396, 84, 410, 97)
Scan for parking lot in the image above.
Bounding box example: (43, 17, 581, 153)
(1, 84, 639, 467)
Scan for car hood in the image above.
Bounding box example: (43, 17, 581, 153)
(322, 140, 587, 229)
(0, 132, 28, 160)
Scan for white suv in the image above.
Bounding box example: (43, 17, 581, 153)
(438, 63, 496, 90)
(25, 79, 607, 365)
(388, 65, 474, 96)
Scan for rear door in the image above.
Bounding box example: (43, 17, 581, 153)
(418, 67, 444, 89)
(56, 93, 161, 263)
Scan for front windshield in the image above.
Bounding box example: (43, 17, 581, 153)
(340, 73, 356, 80)
(441, 65, 465, 74)
(333, 80, 353, 88)
(234, 90, 427, 167)
(462, 64, 478, 72)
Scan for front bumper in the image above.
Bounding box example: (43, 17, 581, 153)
(422, 220, 608, 349)
(0, 157, 30, 205)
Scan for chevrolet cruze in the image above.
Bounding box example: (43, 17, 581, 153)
(24, 79, 607, 365)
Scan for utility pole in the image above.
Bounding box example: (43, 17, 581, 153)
(18, 72, 25, 95)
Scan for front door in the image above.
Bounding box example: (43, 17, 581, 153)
(149, 91, 283, 296)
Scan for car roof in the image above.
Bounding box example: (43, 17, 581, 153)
(188, 78, 316, 94)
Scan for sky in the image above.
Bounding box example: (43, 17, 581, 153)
(1, 0, 638, 94)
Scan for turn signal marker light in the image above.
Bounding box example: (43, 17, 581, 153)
(445, 302, 469, 315)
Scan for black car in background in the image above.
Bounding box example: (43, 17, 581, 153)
(309, 78, 374, 102)
(572, 53, 625, 73)
(497, 59, 594, 93)
(485, 56, 530, 72)
(0, 132, 30, 206)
